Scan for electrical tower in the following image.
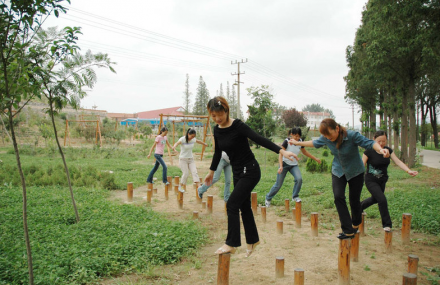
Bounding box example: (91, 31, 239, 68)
(231, 59, 247, 119)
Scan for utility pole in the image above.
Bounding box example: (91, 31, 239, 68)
(231, 59, 247, 119)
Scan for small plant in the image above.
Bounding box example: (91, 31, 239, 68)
(370, 252, 376, 259)
(322, 149, 329, 157)
(364, 265, 371, 271)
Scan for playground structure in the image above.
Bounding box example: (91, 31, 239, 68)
(63, 115, 102, 147)
(123, 180, 424, 285)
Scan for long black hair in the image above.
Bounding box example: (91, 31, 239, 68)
(185, 128, 196, 143)
(160, 127, 168, 134)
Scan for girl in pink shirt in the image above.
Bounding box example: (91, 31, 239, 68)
(147, 127, 174, 184)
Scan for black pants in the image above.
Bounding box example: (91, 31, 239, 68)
(361, 174, 392, 228)
(225, 159, 261, 247)
(332, 173, 364, 234)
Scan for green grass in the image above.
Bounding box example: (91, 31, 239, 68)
(0, 185, 207, 284)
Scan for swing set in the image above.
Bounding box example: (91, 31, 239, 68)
(63, 118, 102, 147)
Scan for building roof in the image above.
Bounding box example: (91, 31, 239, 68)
(137, 106, 185, 119)
(107, 113, 138, 119)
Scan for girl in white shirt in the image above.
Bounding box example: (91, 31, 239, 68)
(173, 128, 208, 192)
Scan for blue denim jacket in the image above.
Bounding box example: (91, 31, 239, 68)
(312, 130, 375, 180)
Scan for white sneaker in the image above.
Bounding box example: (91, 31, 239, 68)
(178, 186, 185, 193)
(383, 227, 391, 232)
(292, 197, 302, 203)
(265, 199, 271, 207)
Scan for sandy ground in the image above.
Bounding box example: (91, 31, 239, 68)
(105, 159, 439, 285)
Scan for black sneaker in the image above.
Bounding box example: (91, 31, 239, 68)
(337, 232, 355, 240)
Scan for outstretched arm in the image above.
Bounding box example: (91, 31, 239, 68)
(301, 148, 321, 164)
(289, 139, 315, 147)
(362, 154, 368, 167)
(196, 139, 208, 147)
(390, 152, 418, 176)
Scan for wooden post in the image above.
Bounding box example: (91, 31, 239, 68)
(173, 185, 179, 195)
(177, 191, 183, 209)
(402, 273, 417, 285)
(402, 213, 412, 244)
(153, 188, 157, 194)
(202, 201, 206, 209)
(311, 212, 318, 237)
(295, 200, 301, 228)
(338, 239, 351, 285)
(193, 211, 199, 219)
(194, 182, 202, 204)
(147, 182, 153, 191)
(292, 208, 296, 220)
(207, 195, 213, 214)
(384, 231, 393, 253)
(275, 257, 284, 278)
(407, 255, 419, 275)
(251, 192, 257, 215)
(167, 176, 172, 188)
(359, 212, 366, 236)
(217, 253, 231, 285)
(147, 189, 152, 203)
(127, 182, 133, 202)
(350, 232, 360, 262)
(294, 268, 305, 285)
(174, 176, 180, 186)
(284, 199, 290, 212)
(277, 220, 283, 234)
(261, 206, 266, 223)
(164, 184, 169, 200)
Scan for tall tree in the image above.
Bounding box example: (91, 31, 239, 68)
(246, 85, 276, 147)
(183, 73, 191, 114)
(0, 0, 70, 283)
(282, 108, 307, 128)
(34, 26, 115, 223)
(192, 76, 209, 115)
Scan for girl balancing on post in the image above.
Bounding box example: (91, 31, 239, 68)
(361, 130, 418, 232)
(146, 127, 174, 185)
(198, 151, 232, 202)
(289, 118, 390, 239)
(173, 128, 208, 192)
(204, 96, 298, 256)
(265, 127, 321, 207)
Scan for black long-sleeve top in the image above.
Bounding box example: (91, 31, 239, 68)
(209, 119, 282, 171)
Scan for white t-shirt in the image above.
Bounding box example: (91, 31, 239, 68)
(178, 136, 196, 159)
(282, 138, 304, 166)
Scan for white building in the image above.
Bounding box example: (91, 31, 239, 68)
(301, 111, 330, 130)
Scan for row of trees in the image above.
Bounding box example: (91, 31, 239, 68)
(0, 1, 115, 283)
(344, 0, 440, 167)
(183, 74, 242, 117)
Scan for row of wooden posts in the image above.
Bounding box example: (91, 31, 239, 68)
(126, 179, 419, 285)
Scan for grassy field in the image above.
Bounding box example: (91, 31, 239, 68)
(0, 140, 439, 284)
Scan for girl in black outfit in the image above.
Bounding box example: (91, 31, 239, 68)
(204, 96, 298, 256)
(361, 131, 418, 231)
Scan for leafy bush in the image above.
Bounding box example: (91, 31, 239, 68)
(306, 158, 330, 173)
(0, 186, 207, 284)
(322, 149, 329, 157)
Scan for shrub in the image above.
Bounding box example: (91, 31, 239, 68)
(306, 158, 330, 173)
(322, 149, 329, 157)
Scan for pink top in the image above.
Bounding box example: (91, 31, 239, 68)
(155, 135, 167, 155)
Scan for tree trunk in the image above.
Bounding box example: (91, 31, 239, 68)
(429, 105, 439, 149)
(420, 99, 427, 147)
(408, 76, 417, 167)
(8, 107, 34, 284)
(370, 99, 377, 138)
(48, 99, 80, 223)
(392, 90, 400, 152)
(400, 87, 409, 163)
(381, 89, 387, 131)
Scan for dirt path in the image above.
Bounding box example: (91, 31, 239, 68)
(106, 159, 439, 285)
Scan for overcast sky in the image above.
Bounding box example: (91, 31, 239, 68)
(43, 0, 367, 127)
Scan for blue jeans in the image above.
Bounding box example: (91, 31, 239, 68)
(147, 154, 168, 183)
(266, 162, 302, 201)
(198, 158, 232, 201)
